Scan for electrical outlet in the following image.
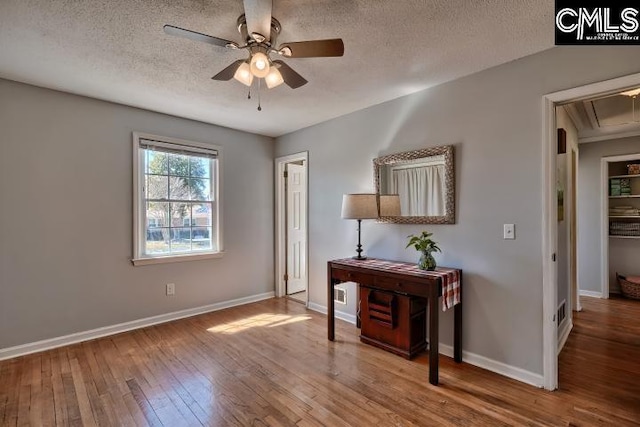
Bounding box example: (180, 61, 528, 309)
(166, 283, 175, 296)
(503, 224, 515, 240)
(335, 288, 347, 304)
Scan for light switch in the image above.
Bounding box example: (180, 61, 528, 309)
(504, 224, 515, 240)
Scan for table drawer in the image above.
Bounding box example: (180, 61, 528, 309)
(373, 276, 434, 297)
(331, 268, 373, 285)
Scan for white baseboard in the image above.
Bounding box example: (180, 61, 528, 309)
(307, 302, 357, 325)
(579, 290, 603, 298)
(439, 344, 544, 388)
(557, 319, 573, 355)
(308, 302, 544, 388)
(0, 292, 275, 361)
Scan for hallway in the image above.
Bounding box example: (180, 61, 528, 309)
(558, 296, 640, 423)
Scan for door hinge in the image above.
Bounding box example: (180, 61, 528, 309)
(284, 274, 288, 282)
(283, 170, 288, 178)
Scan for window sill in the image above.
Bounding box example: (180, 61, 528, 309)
(132, 251, 225, 266)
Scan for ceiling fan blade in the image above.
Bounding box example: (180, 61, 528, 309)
(163, 25, 235, 48)
(243, 0, 273, 41)
(211, 60, 245, 81)
(279, 39, 344, 58)
(273, 60, 307, 89)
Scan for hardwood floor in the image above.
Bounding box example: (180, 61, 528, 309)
(286, 291, 306, 304)
(1, 296, 639, 426)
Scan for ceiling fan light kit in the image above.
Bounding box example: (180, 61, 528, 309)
(621, 88, 640, 98)
(163, 0, 344, 110)
(265, 65, 284, 89)
(250, 50, 270, 78)
(233, 61, 253, 86)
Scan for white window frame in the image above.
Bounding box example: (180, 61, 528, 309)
(131, 132, 224, 266)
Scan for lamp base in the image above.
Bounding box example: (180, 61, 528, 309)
(352, 255, 368, 260)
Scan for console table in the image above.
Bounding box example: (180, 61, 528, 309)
(327, 258, 462, 386)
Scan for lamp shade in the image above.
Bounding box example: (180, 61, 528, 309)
(379, 194, 401, 216)
(341, 194, 378, 220)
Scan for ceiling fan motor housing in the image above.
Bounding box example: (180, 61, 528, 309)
(236, 14, 281, 48)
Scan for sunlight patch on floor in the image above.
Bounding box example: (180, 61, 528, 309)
(207, 313, 311, 334)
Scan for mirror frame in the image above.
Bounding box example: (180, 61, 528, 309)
(373, 145, 455, 224)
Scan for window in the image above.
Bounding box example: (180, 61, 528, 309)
(133, 133, 222, 265)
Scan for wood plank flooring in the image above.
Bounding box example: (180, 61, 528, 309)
(1, 296, 639, 426)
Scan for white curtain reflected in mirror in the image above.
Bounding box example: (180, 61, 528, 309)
(374, 145, 455, 224)
(383, 156, 446, 216)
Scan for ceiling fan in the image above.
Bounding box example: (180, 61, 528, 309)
(163, 0, 344, 95)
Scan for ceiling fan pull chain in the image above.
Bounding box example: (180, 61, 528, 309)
(257, 78, 262, 111)
(247, 87, 251, 100)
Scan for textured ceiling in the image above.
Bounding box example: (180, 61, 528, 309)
(0, 0, 554, 137)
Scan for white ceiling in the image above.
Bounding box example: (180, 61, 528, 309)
(0, 0, 555, 137)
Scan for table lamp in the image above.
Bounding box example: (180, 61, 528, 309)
(341, 194, 378, 259)
(379, 194, 401, 217)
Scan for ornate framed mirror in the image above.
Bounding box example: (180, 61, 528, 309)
(374, 145, 455, 224)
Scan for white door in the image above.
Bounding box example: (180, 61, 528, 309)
(286, 163, 307, 294)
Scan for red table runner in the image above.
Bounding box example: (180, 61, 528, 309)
(331, 258, 460, 311)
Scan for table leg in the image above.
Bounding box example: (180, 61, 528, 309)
(328, 265, 335, 341)
(428, 285, 439, 385)
(356, 284, 361, 329)
(454, 294, 462, 363)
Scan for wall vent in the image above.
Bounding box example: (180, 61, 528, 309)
(335, 288, 347, 305)
(557, 299, 566, 326)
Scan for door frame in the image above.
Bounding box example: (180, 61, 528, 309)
(275, 152, 309, 301)
(600, 153, 640, 298)
(570, 148, 581, 313)
(542, 72, 640, 391)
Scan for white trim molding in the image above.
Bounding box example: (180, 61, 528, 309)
(0, 292, 274, 361)
(579, 290, 603, 298)
(580, 129, 640, 144)
(132, 251, 225, 266)
(307, 302, 357, 325)
(439, 344, 544, 389)
(307, 302, 543, 388)
(557, 319, 573, 355)
(600, 158, 610, 299)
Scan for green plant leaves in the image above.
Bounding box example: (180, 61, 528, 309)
(406, 231, 441, 253)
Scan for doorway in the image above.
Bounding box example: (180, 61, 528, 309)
(543, 72, 640, 390)
(275, 152, 309, 305)
(600, 153, 640, 297)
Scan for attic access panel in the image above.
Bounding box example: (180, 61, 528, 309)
(590, 94, 637, 127)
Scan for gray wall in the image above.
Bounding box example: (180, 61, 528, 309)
(578, 136, 640, 294)
(0, 79, 275, 349)
(276, 46, 640, 376)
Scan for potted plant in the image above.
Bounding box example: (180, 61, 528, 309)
(406, 231, 441, 270)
